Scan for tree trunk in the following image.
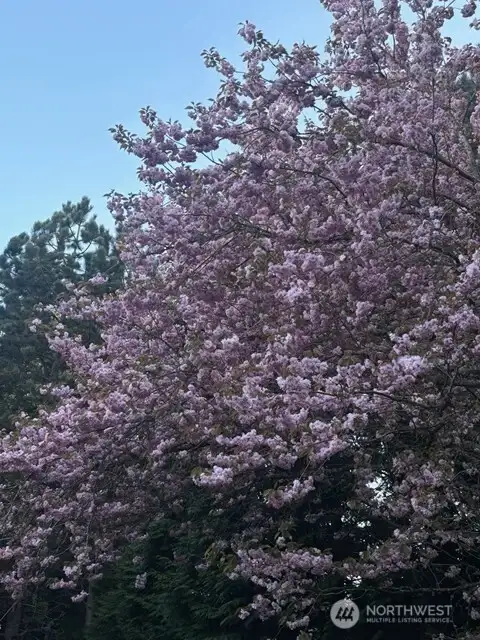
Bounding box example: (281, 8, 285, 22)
(84, 581, 94, 635)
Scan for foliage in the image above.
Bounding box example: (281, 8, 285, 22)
(0, 197, 123, 431)
(2, 2, 480, 639)
(88, 486, 263, 640)
(0, 199, 123, 638)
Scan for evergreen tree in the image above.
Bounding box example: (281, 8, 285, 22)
(0, 197, 123, 431)
(0, 198, 123, 639)
(88, 486, 260, 640)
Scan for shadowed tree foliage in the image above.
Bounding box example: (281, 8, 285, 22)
(0, 197, 123, 432)
(0, 198, 123, 639)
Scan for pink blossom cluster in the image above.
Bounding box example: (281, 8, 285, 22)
(1, 0, 480, 635)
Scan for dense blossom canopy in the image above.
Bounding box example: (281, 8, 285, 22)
(2, 0, 480, 636)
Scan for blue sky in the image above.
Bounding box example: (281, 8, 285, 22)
(0, 0, 330, 247)
(0, 1, 474, 248)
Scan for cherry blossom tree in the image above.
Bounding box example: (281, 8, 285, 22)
(1, 0, 480, 637)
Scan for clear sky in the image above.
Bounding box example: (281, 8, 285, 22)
(0, 1, 474, 249)
(0, 0, 331, 247)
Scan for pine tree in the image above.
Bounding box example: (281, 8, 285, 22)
(0, 197, 123, 431)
